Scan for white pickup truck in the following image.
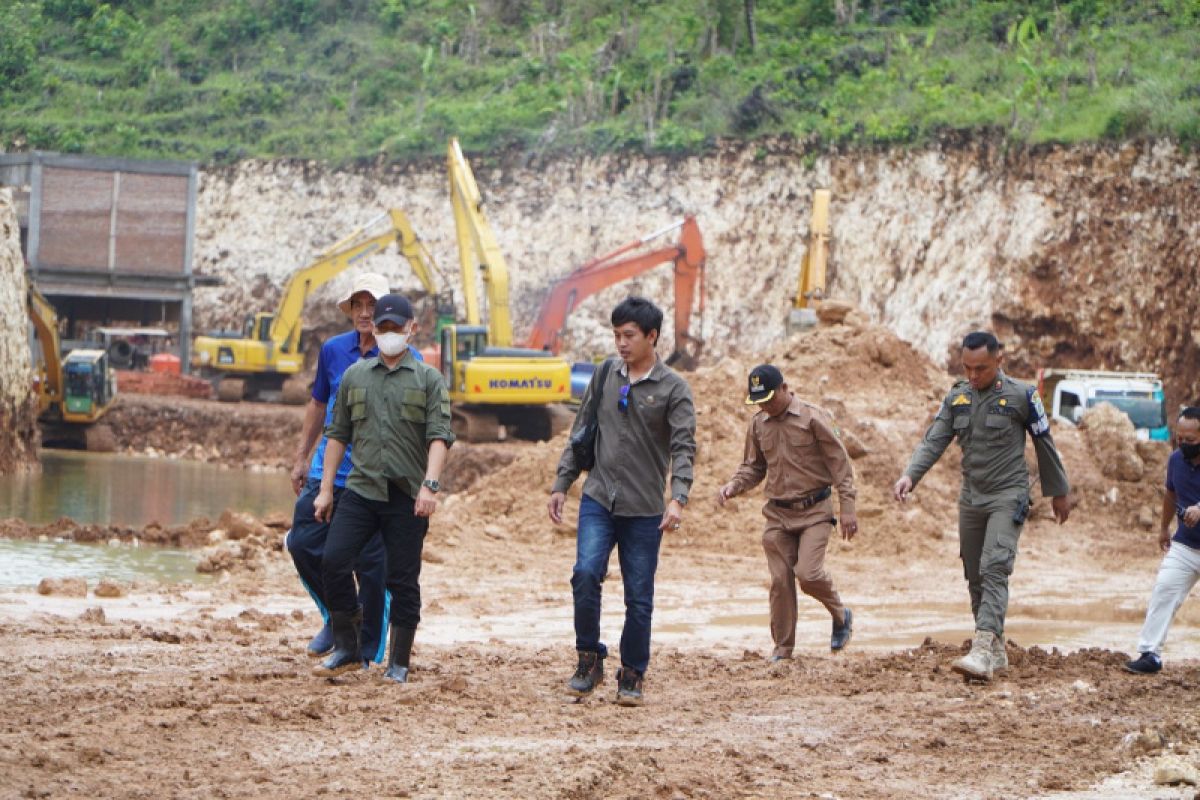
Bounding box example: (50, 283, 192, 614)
(1036, 369, 1169, 441)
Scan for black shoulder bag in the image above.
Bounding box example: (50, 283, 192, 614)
(569, 358, 614, 472)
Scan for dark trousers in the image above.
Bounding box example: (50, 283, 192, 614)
(322, 484, 428, 629)
(571, 494, 663, 675)
(287, 479, 390, 662)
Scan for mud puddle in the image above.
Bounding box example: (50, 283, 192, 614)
(0, 449, 294, 526)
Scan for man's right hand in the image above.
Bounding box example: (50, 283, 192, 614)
(548, 492, 567, 525)
(716, 483, 736, 507)
(1159, 527, 1173, 554)
(290, 461, 308, 496)
(892, 475, 913, 502)
(314, 488, 335, 523)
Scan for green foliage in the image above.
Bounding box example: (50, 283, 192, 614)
(1, 0, 1196, 161)
(0, 3, 43, 84)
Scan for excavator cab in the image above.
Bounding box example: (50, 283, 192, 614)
(61, 349, 116, 424)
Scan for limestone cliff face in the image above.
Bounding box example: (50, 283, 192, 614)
(0, 188, 38, 472)
(192, 139, 1199, 407)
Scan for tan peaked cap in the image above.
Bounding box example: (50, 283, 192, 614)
(337, 273, 391, 317)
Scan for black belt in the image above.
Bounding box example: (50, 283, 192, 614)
(770, 486, 831, 510)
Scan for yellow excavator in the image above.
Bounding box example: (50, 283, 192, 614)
(788, 188, 831, 332)
(439, 138, 572, 441)
(28, 281, 117, 448)
(192, 209, 453, 402)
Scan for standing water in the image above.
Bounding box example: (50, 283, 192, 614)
(0, 450, 296, 527)
(0, 450, 297, 588)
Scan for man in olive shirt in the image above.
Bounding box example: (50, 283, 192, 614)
(718, 365, 858, 660)
(893, 331, 1070, 681)
(549, 297, 696, 706)
(313, 294, 455, 683)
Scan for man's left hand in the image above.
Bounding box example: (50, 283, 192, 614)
(659, 499, 684, 532)
(840, 512, 858, 541)
(1051, 495, 1071, 525)
(415, 486, 438, 518)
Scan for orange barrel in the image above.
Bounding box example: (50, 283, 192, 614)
(149, 353, 182, 375)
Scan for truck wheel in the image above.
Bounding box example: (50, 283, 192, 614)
(217, 379, 245, 403)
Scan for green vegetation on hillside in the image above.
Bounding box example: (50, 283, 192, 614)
(1, 0, 1198, 163)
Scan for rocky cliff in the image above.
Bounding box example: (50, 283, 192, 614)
(192, 138, 1199, 408)
(0, 188, 38, 472)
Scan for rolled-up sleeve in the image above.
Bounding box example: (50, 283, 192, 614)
(424, 372, 456, 447)
(667, 380, 696, 499)
(325, 377, 353, 444)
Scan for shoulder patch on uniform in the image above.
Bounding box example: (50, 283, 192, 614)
(1026, 387, 1050, 438)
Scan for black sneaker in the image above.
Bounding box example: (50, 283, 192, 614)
(568, 651, 604, 696)
(1123, 652, 1162, 675)
(615, 667, 644, 707)
(831, 608, 853, 651)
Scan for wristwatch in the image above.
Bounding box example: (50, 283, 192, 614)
(421, 478, 440, 493)
(673, 493, 688, 507)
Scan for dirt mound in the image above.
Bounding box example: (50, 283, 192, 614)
(103, 395, 304, 467)
(114, 370, 213, 400)
(1082, 402, 1146, 481)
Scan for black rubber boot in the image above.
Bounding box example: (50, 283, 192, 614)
(312, 607, 363, 677)
(383, 627, 417, 683)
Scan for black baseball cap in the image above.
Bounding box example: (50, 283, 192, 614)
(373, 293, 413, 326)
(745, 364, 784, 405)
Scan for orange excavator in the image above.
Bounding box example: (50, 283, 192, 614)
(525, 216, 706, 370)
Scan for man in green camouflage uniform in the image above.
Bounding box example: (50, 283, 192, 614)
(893, 331, 1071, 681)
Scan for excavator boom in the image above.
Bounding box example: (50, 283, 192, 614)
(268, 210, 444, 353)
(194, 209, 450, 400)
(526, 216, 706, 368)
(27, 280, 63, 416)
(447, 138, 514, 347)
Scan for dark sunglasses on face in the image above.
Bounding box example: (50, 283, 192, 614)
(618, 384, 630, 412)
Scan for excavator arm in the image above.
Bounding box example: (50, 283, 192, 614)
(447, 138, 514, 347)
(268, 209, 448, 353)
(27, 279, 63, 416)
(526, 216, 707, 368)
(793, 189, 831, 311)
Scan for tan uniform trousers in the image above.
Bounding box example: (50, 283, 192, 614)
(761, 498, 844, 658)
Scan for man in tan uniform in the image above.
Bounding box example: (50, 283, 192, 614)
(718, 364, 858, 659)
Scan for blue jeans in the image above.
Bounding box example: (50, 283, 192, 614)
(571, 494, 663, 675)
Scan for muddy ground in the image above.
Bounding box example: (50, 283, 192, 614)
(5, 318, 1200, 798)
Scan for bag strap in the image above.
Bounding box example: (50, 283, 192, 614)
(589, 358, 614, 417)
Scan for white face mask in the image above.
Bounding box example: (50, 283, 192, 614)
(376, 331, 409, 356)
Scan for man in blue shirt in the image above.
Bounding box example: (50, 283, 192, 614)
(286, 272, 422, 666)
(1125, 406, 1200, 674)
